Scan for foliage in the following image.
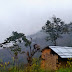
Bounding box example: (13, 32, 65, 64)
(0, 58, 55, 72)
(2, 31, 30, 66)
(0, 58, 72, 72)
(42, 16, 71, 45)
(66, 58, 72, 67)
(56, 58, 72, 72)
(2, 31, 40, 66)
(56, 67, 72, 72)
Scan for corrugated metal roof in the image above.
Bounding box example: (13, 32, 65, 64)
(49, 46, 72, 58)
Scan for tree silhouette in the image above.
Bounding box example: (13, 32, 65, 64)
(2, 31, 27, 66)
(42, 16, 71, 46)
(2, 31, 40, 66)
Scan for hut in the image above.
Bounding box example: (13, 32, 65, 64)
(41, 46, 72, 70)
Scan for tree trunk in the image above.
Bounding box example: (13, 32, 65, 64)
(54, 40, 57, 46)
(14, 55, 18, 67)
(27, 57, 32, 66)
(30, 46, 31, 56)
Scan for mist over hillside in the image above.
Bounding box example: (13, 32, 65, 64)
(29, 30, 72, 47)
(0, 24, 72, 63)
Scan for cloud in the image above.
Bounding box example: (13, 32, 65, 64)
(0, 0, 72, 42)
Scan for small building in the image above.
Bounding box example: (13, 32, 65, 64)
(41, 46, 72, 70)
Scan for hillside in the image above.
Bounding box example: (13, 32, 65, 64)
(0, 24, 72, 63)
(29, 31, 72, 47)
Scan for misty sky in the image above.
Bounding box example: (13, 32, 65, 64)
(0, 0, 72, 43)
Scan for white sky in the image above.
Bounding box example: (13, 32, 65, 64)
(0, 0, 72, 43)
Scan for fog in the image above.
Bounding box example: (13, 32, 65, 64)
(0, 0, 72, 43)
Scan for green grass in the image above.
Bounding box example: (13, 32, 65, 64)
(57, 67, 72, 72)
(0, 65, 72, 72)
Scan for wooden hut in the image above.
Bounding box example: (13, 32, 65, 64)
(41, 46, 72, 70)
